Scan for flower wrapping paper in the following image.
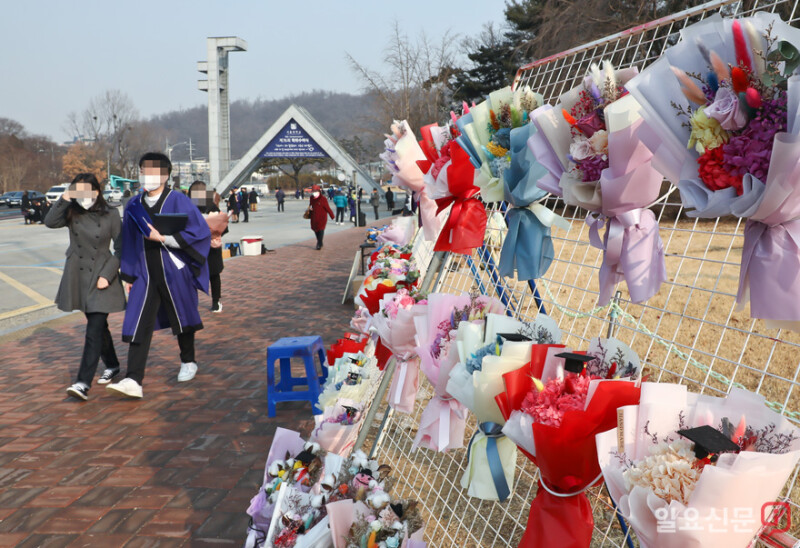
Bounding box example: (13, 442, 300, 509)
(625, 13, 800, 328)
(531, 68, 667, 305)
(497, 340, 642, 548)
(596, 383, 800, 548)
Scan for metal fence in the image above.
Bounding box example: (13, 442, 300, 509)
(360, 1, 800, 546)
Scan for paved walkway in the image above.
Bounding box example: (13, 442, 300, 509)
(0, 222, 375, 546)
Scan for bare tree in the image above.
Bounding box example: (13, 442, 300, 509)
(347, 22, 460, 135)
(258, 157, 330, 190)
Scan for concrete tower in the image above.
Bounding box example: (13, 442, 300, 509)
(197, 37, 247, 186)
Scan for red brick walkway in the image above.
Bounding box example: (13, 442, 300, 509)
(0, 224, 373, 547)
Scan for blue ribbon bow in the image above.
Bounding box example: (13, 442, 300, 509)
(467, 421, 511, 502)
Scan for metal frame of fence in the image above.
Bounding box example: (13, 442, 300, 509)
(358, 1, 800, 546)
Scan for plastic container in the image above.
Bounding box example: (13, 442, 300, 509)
(240, 236, 263, 256)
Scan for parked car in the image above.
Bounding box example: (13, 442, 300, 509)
(5, 191, 47, 208)
(103, 188, 123, 203)
(46, 184, 69, 203)
(0, 192, 14, 206)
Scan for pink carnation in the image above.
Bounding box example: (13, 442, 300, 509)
(520, 373, 597, 427)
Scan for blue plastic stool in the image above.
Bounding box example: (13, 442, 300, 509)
(266, 336, 328, 417)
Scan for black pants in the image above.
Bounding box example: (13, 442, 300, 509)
(335, 207, 345, 223)
(77, 312, 120, 386)
(241, 205, 249, 222)
(314, 230, 324, 248)
(277, 201, 284, 212)
(373, 206, 379, 220)
(210, 274, 221, 305)
(126, 283, 195, 384)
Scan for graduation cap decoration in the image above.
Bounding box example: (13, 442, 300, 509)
(390, 502, 404, 519)
(294, 449, 316, 466)
(497, 332, 532, 343)
(678, 425, 741, 460)
(555, 352, 595, 374)
(347, 371, 362, 383)
(357, 468, 374, 478)
(343, 405, 359, 420)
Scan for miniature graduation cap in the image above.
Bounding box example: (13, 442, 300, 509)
(555, 352, 595, 374)
(343, 405, 359, 419)
(678, 425, 740, 460)
(294, 449, 316, 466)
(357, 468, 374, 478)
(390, 502, 404, 519)
(497, 332, 532, 343)
(347, 371, 362, 383)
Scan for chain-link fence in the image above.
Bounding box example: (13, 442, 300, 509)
(360, 1, 800, 546)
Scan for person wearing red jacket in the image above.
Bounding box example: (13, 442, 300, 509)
(308, 184, 334, 250)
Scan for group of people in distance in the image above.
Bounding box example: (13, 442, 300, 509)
(46, 152, 226, 401)
(21, 191, 52, 225)
(226, 185, 258, 223)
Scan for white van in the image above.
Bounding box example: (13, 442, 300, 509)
(46, 184, 69, 203)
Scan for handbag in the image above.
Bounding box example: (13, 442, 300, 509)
(303, 207, 311, 220)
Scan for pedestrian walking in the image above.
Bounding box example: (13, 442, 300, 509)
(308, 184, 334, 250)
(295, 188, 301, 200)
(189, 181, 228, 314)
(333, 190, 347, 225)
(275, 187, 285, 212)
(385, 187, 394, 211)
(227, 188, 239, 223)
(44, 173, 126, 400)
(249, 188, 258, 212)
(21, 191, 31, 224)
(369, 188, 380, 220)
(238, 187, 249, 223)
(106, 152, 211, 399)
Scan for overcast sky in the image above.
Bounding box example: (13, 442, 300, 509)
(0, 1, 507, 142)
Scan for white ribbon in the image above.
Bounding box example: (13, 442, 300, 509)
(527, 202, 571, 231)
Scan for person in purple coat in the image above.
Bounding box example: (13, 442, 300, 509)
(106, 152, 211, 399)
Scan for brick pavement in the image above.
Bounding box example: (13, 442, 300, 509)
(0, 223, 376, 547)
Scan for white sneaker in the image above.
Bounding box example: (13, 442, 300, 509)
(106, 378, 143, 399)
(178, 362, 198, 382)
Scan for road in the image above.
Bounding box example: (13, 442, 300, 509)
(0, 196, 393, 333)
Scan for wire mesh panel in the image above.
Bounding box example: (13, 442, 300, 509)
(365, 1, 800, 546)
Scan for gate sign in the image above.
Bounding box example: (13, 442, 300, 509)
(258, 119, 329, 159)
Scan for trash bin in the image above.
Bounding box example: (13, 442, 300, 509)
(240, 236, 263, 256)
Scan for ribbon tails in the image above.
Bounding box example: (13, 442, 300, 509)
(433, 142, 487, 254)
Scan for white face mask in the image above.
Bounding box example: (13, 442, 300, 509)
(312, 192, 320, 198)
(77, 197, 96, 210)
(141, 175, 163, 191)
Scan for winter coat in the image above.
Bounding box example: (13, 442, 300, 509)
(45, 198, 126, 314)
(333, 194, 347, 208)
(309, 194, 334, 232)
(369, 192, 380, 207)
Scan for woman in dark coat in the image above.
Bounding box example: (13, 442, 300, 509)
(308, 184, 334, 250)
(189, 181, 228, 313)
(45, 173, 126, 400)
(227, 188, 240, 223)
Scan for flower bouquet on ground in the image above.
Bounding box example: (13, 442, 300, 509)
(381, 121, 445, 242)
(327, 496, 426, 548)
(376, 217, 417, 248)
(328, 334, 368, 366)
(597, 383, 800, 547)
(531, 62, 667, 305)
(412, 292, 504, 452)
(311, 399, 365, 457)
(317, 351, 380, 411)
(626, 13, 800, 328)
(355, 257, 420, 315)
(497, 338, 642, 548)
(266, 450, 395, 548)
(371, 289, 428, 414)
(455, 86, 544, 203)
(246, 429, 331, 547)
(368, 244, 413, 270)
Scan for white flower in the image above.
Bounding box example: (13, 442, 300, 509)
(569, 137, 595, 162)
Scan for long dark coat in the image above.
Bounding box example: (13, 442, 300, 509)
(309, 194, 334, 232)
(44, 198, 126, 314)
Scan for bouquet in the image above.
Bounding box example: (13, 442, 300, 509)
(327, 334, 368, 366)
(497, 339, 642, 548)
(626, 13, 800, 327)
(416, 123, 487, 255)
(499, 104, 571, 281)
(532, 62, 667, 305)
(380, 120, 445, 242)
(455, 86, 544, 203)
(355, 257, 420, 315)
(266, 450, 395, 548)
(376, 217, 417, 247)
(371, 289, 428, 414)
(246, 429, 328, 547)
(317, 351, 380, 411)
(312, 399, 365, 457)
(412, 292, 504, 452)
(597, 383, 800, 547)
(327, 497, 426, 548)
(368, 245, 413, 270)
